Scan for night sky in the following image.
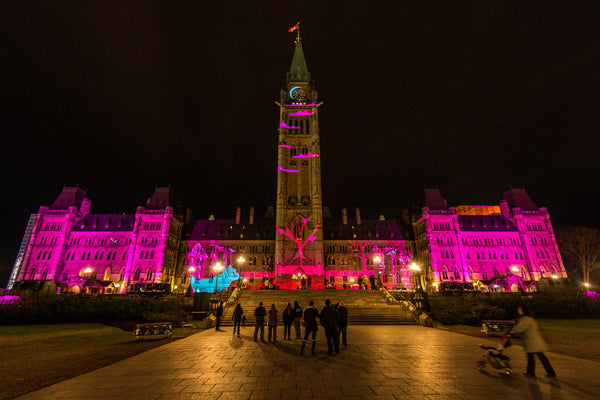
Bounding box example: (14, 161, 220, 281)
(1, 1, 599, 286)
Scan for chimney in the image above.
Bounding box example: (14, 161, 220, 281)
(249, 207, 255, 225)
(342, 208, 348, 225)
(355, 207, 361, 225)
(235, 207, 241, 225)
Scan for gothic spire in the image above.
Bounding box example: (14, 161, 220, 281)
(289, 40, 310, 82)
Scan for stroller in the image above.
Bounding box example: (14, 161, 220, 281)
(477, 332, 512, 375)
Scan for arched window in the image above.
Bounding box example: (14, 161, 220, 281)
(545, 250, 550, 259)
(146, 269, 153, 281)
(122, 251, 127, 260)
(43, 251, 48, 260)
(81, 252, 86, 260)
(493, 268, 499, 277)
(133, 268, 141, 280)
(62, 269, 68, 281)
(86, 252, 91, 260)
(466, 252, 471, 259)
(119, 269, 125, 281)
(37, 251, 42, 260)
(481, 267, 488, 280)
(442, 266, 449, 280)
(150, 250, 154, 259)
(103, 268, 111, 281)
(453, 266, 460, 280)
(30, 268, 36, 279)
(41, 269, 48, 280)
(450, 249, 454, 258)
(440, 251, 445, 259)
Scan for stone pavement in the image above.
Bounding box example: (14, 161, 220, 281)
(17, 325, 600, 400)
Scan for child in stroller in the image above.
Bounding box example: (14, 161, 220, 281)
(477, 332, 512, 375)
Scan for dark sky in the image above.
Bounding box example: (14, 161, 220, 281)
(1, 1, 599, 286)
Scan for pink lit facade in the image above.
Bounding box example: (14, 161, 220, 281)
(412, 189, 567, 292)
(9, 187, 183, 293)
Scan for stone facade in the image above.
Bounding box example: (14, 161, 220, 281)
(9, 187, 183, 293)
(8, 40, 568, 293)
(412, 188, 567, 291)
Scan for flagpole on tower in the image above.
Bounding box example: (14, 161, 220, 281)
(296, 21, 300, 42)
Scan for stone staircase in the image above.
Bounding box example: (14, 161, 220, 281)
(220, 289, 416, 326)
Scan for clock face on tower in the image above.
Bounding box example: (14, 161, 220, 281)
(290, 86, 307, 102)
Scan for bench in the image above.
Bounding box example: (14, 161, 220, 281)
(481, 320, 515, 336)
(133, 322, 173, 341)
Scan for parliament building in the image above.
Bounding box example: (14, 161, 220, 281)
(8, 40, 567, 294)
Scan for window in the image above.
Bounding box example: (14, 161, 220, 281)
(41, 269, 48, 280)
(119, 269, 125, 281)
(29, 268, 36, 279)
(122, 251, 127, 260)
(442, 267, 449, 280)
(150, 250, 154, 259)
(133, 268, 141, 280)
(453, 267, 460, 280)
(62, 269, 68, 281)
(37, 251, 42, 260)
(146, 268, 153, 281)
(481, 268, 488, 280)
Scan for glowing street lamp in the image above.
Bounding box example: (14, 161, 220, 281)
(237, 256, 245, 286)
(584, 282, 590, 288)
(551, 274, 558, 280)
(409, 262, 421, 290)
(213, 262, 223, 293)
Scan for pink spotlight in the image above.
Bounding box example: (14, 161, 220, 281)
(285, 104, 317, 107)
(279, 122, 300, 129)
(290, 110, 314, 116)
(278, 166, 298, 173)
(278, 144, 303, 149)
(292, 152, 319, 158)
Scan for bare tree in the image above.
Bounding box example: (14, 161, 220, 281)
(557, 226, 600, 283)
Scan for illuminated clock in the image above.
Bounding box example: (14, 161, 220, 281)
(289, 86, 307, 101)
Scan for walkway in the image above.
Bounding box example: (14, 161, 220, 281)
(17, 325, 600, 400)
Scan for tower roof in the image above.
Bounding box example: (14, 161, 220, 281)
(50, 187, 87, 210)
(289, 41, 310, 82)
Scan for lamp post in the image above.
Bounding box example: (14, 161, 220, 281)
(213, 262, 223, 293)
(409, 262, 421, 289)
(373, 255, 382, 287)
(237, 256, 245, 287)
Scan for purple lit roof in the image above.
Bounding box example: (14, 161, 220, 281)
(503, 189, 538, 211)
(72, 214, 136, 231)
(50, 187, 87, 210)
(323, 219, 405, 241)
(146, 187, 173, 210)
(189, 219, 276, 241)
(423, 188, 448, 210)
(457, 215, 517, 231)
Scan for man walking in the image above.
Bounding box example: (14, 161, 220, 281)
(300, 300, 320, 356)
(337, 302, 348, 348)
(292, 300, 303, 339)
(253, 301, 267, 341)
(320, 299, 340, 354)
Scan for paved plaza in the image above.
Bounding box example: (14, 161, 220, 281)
(17, 325, 600, 400)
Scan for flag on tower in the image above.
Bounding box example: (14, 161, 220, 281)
(288, 23, 299, 32)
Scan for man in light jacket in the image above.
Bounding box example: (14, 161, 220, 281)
(512, 306, 556, 377)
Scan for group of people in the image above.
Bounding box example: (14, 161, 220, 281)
(227, 299, 348, 355)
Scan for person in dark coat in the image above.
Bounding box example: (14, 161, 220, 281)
(232, 304, 244, 337)
(292, 301, 303, 339)
(512, 306, 556, 377)
(253, 301, 267, 341)
(282, 303, 294, 340)
(320, 299, 340, 354)
(267, 304, 278, 341)
(300, 300, 320, 356)
(215, 302, 224, 331)
(369, 274, 376, 290)
(337, 302, 349, 348)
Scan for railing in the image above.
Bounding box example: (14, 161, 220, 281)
(380, 287, 435, 327)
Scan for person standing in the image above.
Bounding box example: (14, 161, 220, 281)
(300, 276, 307, 290)
(363, 276, 369, 290)
(215, 302, 223, 331)
(511, 306, 556, 377)
(358, 275, 363, 290)
(320, 299, 340, 354)
(232, 304, 244, 337)
(293, 300, 303, 339)
(337, 302, 348, 348)
(307, 276, 312, 289)
(300, 300, 320, 356)
(253, 301, 267, 342)
(282, 303, 294, 340)
(268, 304, 278, 341)
(369, 274, 376, 290)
